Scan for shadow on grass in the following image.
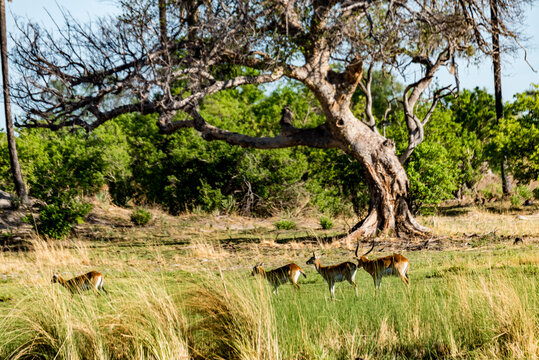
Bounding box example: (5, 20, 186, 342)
(220, 233, 345, 245)
(435, 204, 474, 217)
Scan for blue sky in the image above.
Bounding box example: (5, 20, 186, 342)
(1, 0, 538, 129)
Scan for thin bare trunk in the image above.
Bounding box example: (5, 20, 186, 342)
(491, 0, 512, 196)
(158, 0, 167, 45)
(1, 0, 28, 205)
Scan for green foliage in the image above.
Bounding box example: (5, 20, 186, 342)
(481, 183, 502, 201)
(492, 85, 539, 183)
(406, 142, 458, 213)
(510, 194, 522, 207)
(533, 187, 539, 200)
(516, 185, 532, 201)
(450, 88, 496, 139)
(37, 201, 92, 239)
(17, 126, 130, 203)
(389, 105, 481, 212)
(319, 216, 334, 230)
(4, 78, 539, 221)
(450, 86, 539, 185)
(108, 86, 319, 216)
(130, 208, 152, 226)
(274, 219, 297, 230)
(304, 148, 369, 216)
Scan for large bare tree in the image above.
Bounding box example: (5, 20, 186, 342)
(1, 0, 28, 205)
(10, 0, 527, 237)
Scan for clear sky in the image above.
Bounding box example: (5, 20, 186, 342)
(1, 0, 538, 129)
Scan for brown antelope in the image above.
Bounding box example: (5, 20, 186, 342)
(251, 263, 306, 294)
(52, 271, 108, 295)
(354, 241, 410, 291)
(306, 252, 358, 299)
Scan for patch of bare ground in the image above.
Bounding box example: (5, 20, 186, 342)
(0, 200, 537, 264)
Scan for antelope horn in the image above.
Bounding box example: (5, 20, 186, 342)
(363, 240, 375, 257)
(355, 240, 360, 258)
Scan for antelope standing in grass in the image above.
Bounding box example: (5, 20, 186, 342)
(251, 263, 306, 294)
(354, 241, 410, 291)
(52, 271, 108, 295)
(306, 252, 358, 299)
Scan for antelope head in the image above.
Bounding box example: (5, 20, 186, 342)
(251, 263, 265, 276)
(354, 240, 375, 268)
(51, 273, 60, 284)
(306, 251, 318, 265)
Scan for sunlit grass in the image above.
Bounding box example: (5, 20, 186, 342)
(0, 210, 537, 359)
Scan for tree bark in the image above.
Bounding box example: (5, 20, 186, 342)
(1, 0, 28, 205)
(329, 107, 429, 238)
(490, 0, 512, 196)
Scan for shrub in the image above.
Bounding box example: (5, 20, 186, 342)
(510, 194, 522, 207)
(516, 185, 533, 201)
(274, 219, 296, 230)
(130, 208, 152, 226)
(481, 183, 502, 201)
(37, 201, 92, 239)
(533, 187, 539, 200)
(319, 216, 334, 230)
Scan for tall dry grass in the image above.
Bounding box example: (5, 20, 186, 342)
(187, 267, 280, 360)
(0, 235, 537, 359)
(0, 276, 190, 360)
(0, 239, 189, 360)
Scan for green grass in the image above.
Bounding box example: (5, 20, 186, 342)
(274, 219, 297, 230)
(0, 222, 537, 359)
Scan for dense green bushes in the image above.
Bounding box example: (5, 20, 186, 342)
(36, 202, 93, 239)
(1, 82, 537, 226)
(130, 208, 152, 226)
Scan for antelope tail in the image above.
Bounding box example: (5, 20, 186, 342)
(300, 269, 307, 278)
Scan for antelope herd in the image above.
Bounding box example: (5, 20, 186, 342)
(52, 241, 407, 300)
(253, 240, 410, 299)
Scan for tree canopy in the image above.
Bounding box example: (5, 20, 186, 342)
(8, 0, 532, 238)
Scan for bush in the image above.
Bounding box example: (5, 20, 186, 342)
(274, 219, 296, 230)
(37, 201, 92, 239)
(319, 216, 334, 230)
(533, 187, 539, 200)
(481, 183, 502, 201)
(130, 208, 152, 226)
(516, 185, 533, 201)
(510, 194, 522, 207)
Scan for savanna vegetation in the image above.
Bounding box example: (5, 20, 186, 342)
(0, 0, 538, 358)
(0, 207, 537, 359)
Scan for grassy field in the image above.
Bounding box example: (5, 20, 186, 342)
(0, 203, 537, 359)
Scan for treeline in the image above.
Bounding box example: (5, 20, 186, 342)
(1, 80, 538, 234)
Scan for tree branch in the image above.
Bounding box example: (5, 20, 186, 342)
(158, 107, 343, 150)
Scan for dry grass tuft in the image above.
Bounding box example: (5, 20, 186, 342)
(188, 237, 228, 260)
(187, 268, 280, 360)
(0, 273, 190, 360)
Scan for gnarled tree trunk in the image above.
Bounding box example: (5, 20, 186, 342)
(331, 108, 429, 238)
